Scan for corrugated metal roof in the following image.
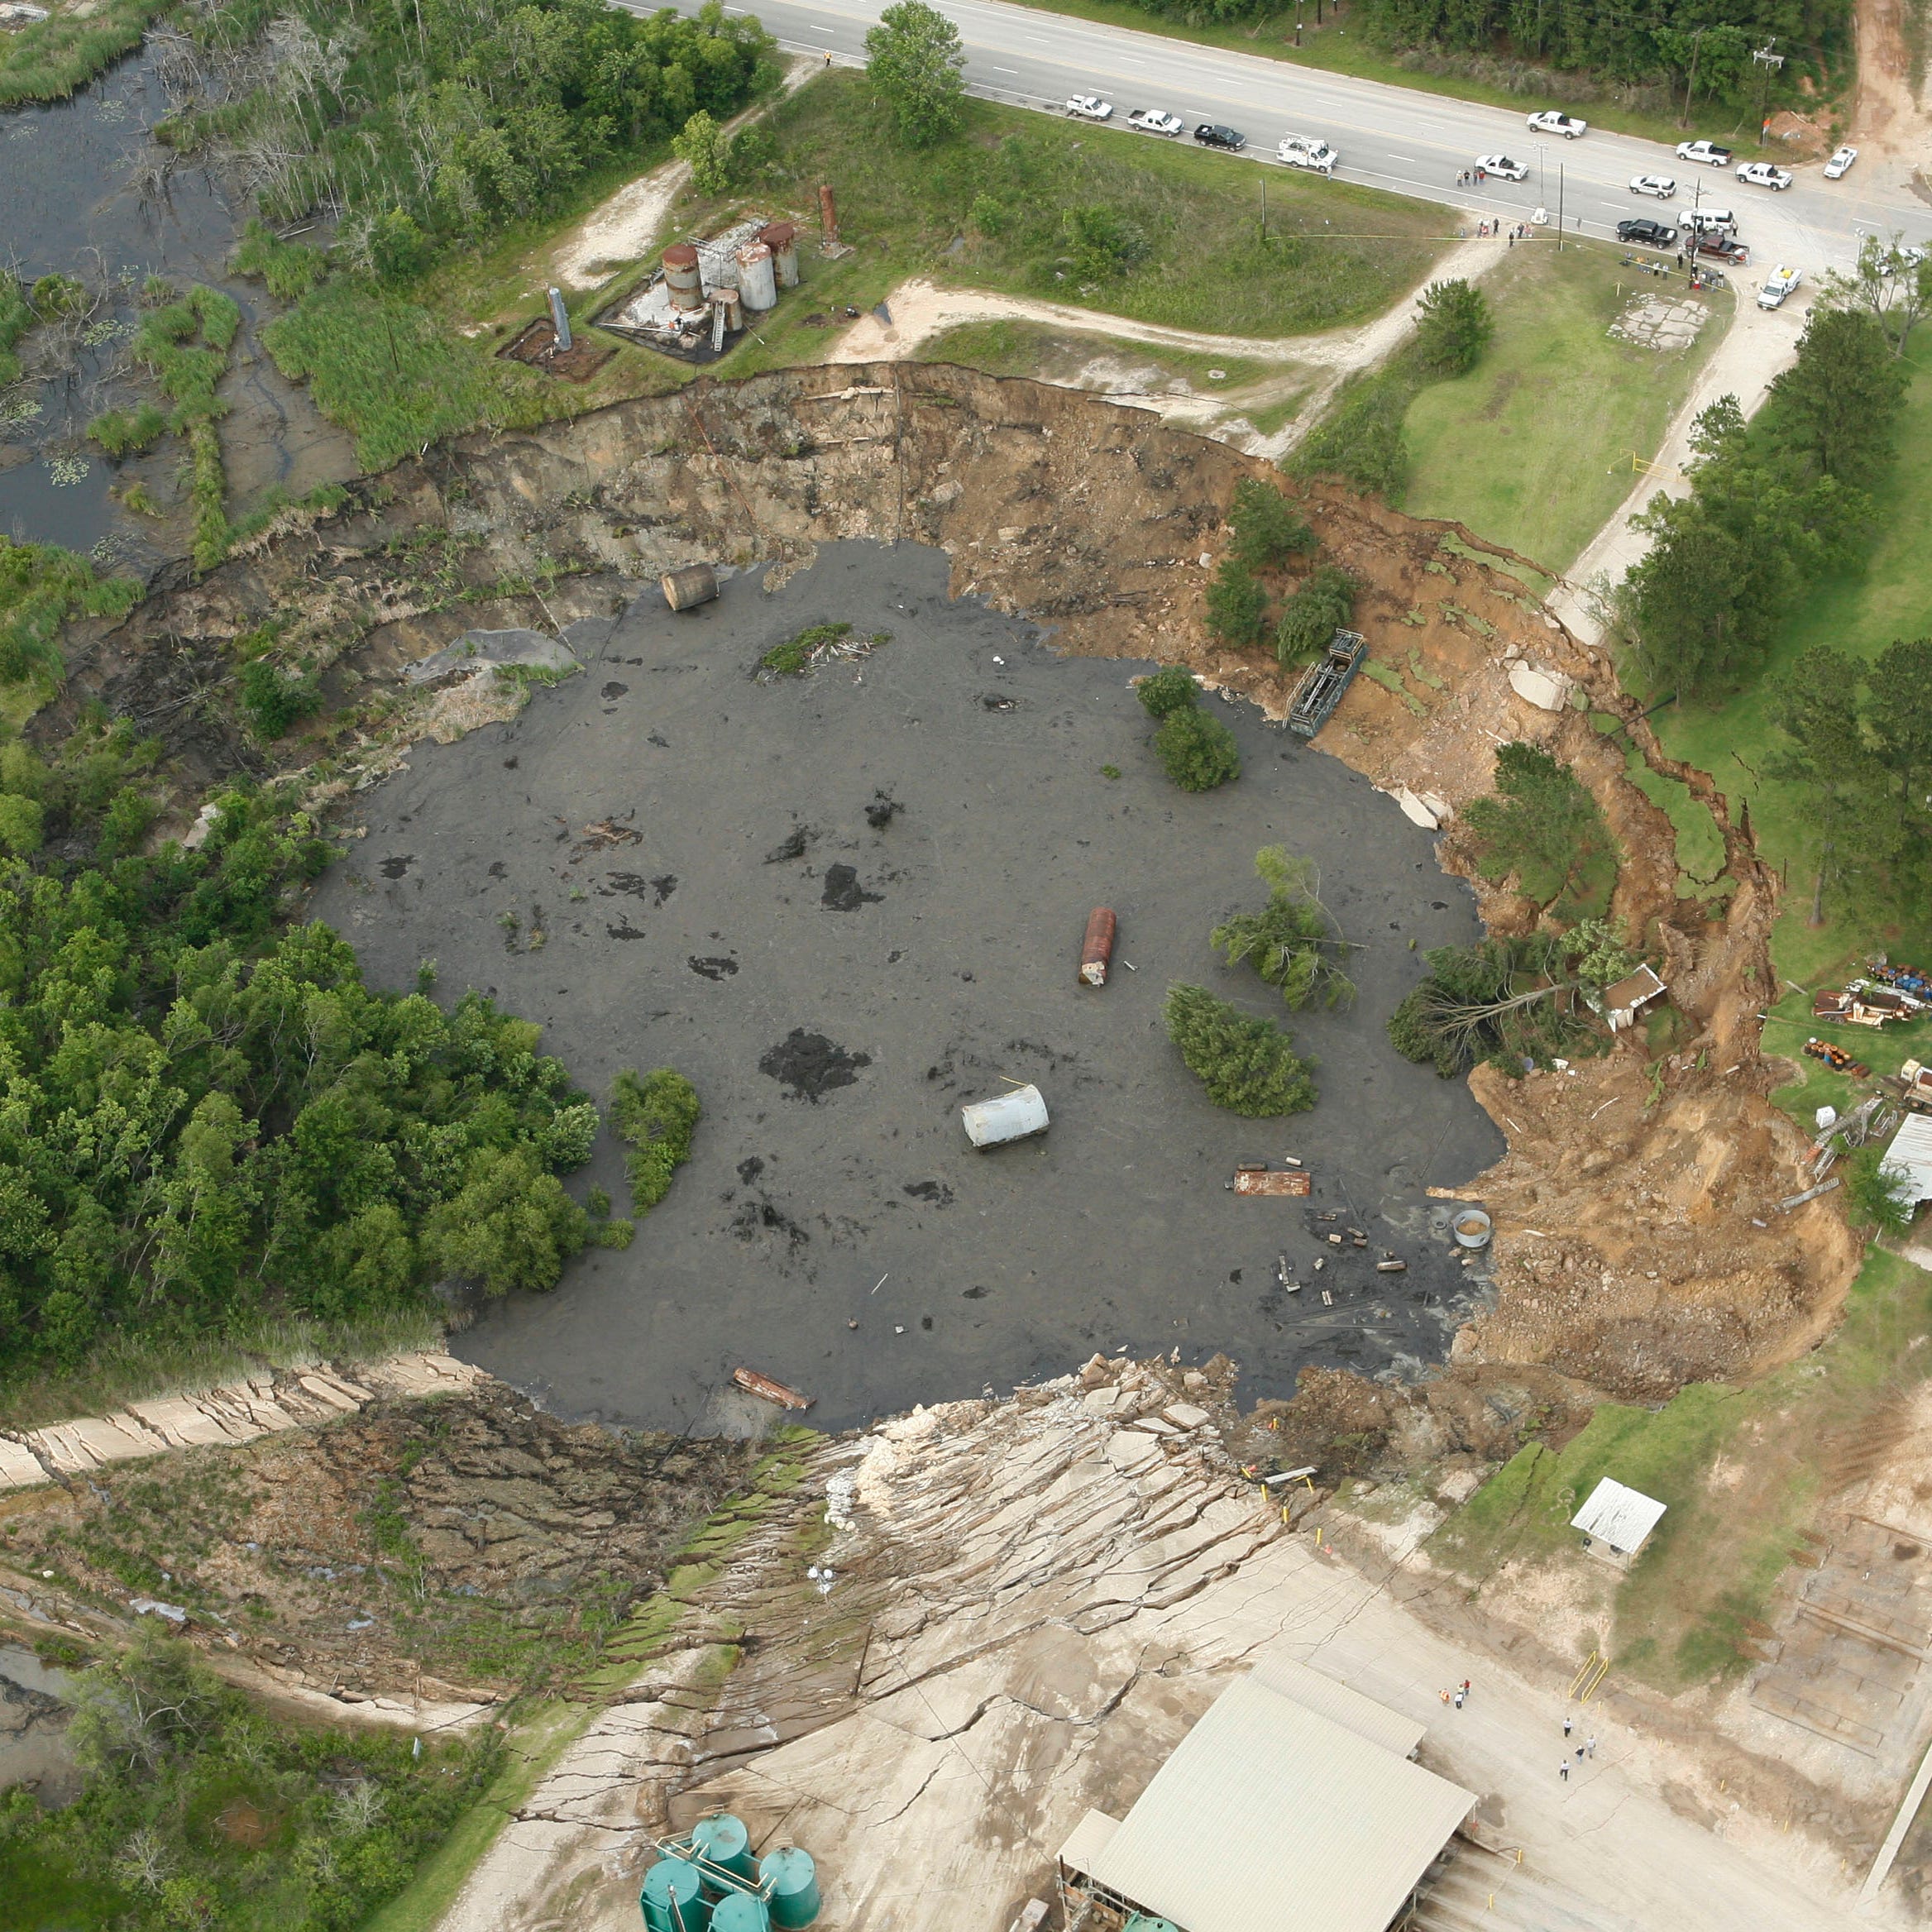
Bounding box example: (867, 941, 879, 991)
(1603, 964, 1667, 1012)
(1058, 1808, 1121, 1872)
(1887, 1115, 1932, 1205)
(1571, 1476, 1667, 1552)
(1246, 1655, 1426, 1759)
(1085, 1676, 1475, 1932)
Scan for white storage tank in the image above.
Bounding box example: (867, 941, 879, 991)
(737, 242, 777, 313)
(961, 1084, 1049, 1150)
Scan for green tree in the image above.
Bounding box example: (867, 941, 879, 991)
(864, 0, 966, 146)
(1062, 204, 1148, 280)
(1212, 846, 1354, 1008)
(1387, 935, 1600, 1077)
(1866, 636, 1932, 882)
(1164, 983, 1316, 1116)
(1821, 232, 1932, 360)
(1274, 565, 1356, 668)
(1155, 706, 1241, 791)
(0, 791, 43, 856)
(423, 1145, 591, 1297)
(1137, 664, 1199, 720)
(1767, 307, 1910, 489)
(1461, 741, 1618, 922)
(610, 1067, 701, 1211)
(1844, 1147, 1915, 1237)
(1764, 643, 1891, 925)
(1227, 476, 1317, 571)
(1414, 278, 1493, 375)
(672, 108, 732, 194)
(1204, 558, 1269, 648)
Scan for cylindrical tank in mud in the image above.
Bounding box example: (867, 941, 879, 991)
(758, 222, 800, 288)
(758, 1848, 820, 1929)
(1079, 906, 1117, 986)
(662, 243, 705, 313)
(662, 563, 719, 612)
(737, 242, 777, 312)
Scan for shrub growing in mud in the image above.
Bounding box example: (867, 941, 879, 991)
(1212, 846, 1354, 1008)
(86, 400, 169, 458)
(1227, 476, 1317, 572)
(1155, 706, 1241, 791)
(611, 1067, 703, 1212)
(1164, 983, 1316, 1117)
(239, 657, 323, 741)
(1204, 558, 1269, 649)
(1136, 664, 1199, 720)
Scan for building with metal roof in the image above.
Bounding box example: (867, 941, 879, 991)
(1056, 1665, 1475, 1932)
(1571, 1476, 1667, 1570)
(1885, 1114, 1932, 1208)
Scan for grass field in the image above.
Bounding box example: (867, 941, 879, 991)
(1399, 241, 1727, 572)
(1431, 1246, 1932, 1690)
(1645, 351, 1932, 1014)
(690, 70, 1450, 350)
(921, 318, 1276, 391)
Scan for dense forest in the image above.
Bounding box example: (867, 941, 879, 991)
(0, 719, 628, 1390)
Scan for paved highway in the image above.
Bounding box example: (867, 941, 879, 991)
(670, 0, 1930, 275)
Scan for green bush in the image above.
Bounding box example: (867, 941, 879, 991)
(1155, 706, 1241, 791)
(0, 538, 143, 684)
(0, 792, 45, 857)
(1227, 476, 1316, 571)
(1164, 983, 1317, 1116)
(1061, 203, 1148, 281)
(1136, 663, 1199, 720)
(1844, 1147, 1915, 1238)
(0, 270, 31, 385)
(762, 621, 852, 675)
(1212, 845, 1354, 1007)
(1414, 278, 1493, 376)
(1274, 565, 1356, 668)
(1297, 371, 1411, 499)
(423, 1145, 591, 1296)
(1204, 558, 1269, 648)
(238, 658, 323, 741)
(87, 401, 169, 457)
(1462, 740, 1619, 922)
(610, 1067, 702, 1212)
(232, 220, 327, 302)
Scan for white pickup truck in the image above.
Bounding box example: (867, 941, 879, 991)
(1126, 108, 1184, 136)
(1278, 134, 1338, 175)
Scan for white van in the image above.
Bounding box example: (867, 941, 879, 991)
(1682, 208, 1736, 233)
(1278, 135, 1338, 175)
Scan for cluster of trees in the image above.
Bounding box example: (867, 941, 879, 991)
(0, 1627, 498, 1929)
(0, 721, 635, 1380)
(1206, 477, 1359, 667)
(1462, 740, 1618, 923)
(1763, 637, 1932, 926)
(185, 0, 777, 269)
(1137, 663, 1242, 791)
(1298, 279, 1491, 500)
(1625, 307, 1907, 700)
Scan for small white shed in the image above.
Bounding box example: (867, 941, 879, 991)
(1571, 1477, 1667, 1571)
(961, 1083, 1050, 1150)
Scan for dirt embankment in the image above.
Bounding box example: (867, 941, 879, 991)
(50, 364, 1862, 1427)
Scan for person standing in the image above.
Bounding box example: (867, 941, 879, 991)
(1585, 1735, 1598, 1758)
(1562, 1714, 1574, 1739)
(1558, 1759, 1570, 1783)
(1453, 1687, 1466, 1710)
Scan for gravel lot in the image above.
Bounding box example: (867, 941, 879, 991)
(311, 541, 1505, 1431)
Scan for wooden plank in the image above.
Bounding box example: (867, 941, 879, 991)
(732, 1368, 814, 1411)
(1232, 1169, 1312, 1197)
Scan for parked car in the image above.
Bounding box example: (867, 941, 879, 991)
(1527, 109, 1587, 137)
(1879, 244, 1929, 275)
(1193, 123, 1246, 151)
(1682, 207, 1737, 232)
(1676, 139, 1733, 166)
(1474, 154, 1528, 181)
(1824, 144, 1858, 179)
(1757, 265, 1803, 308)
(1693, 232, 1750, 266)
(1618, 217, 1678, 247)
(1737, 160, 1793, 190)
(1126, 108, 1184, 136)
(1278, 133, 1338, 174)
(1628, 174, 1677, 198)
(1065, 93, 1112, 121)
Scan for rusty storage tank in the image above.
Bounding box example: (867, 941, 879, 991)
(736, 241, 777, 312)
(1079, 907, 1117, 987)
(758, 221, 799, 288)
(662, 563, 719, 612)
(662, 242, 705, 313)
(715, 286, 744, 334)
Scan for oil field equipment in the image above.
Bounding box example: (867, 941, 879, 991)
(1287, 629, 1366, 739)
(642, 1822, 819, 1932)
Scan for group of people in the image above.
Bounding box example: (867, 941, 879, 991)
(1439, 1677, 1600, 1783)
(1472, 220, 1535, 244)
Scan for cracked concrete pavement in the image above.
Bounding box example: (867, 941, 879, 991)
(440, 1358, 1882, 1932)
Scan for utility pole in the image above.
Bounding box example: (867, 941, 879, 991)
(1557, 161, 1565, 252)
(1681, 25, 1705, 128)
(1752, 40, 1785, 146)
(1260, 174, 1267, 242)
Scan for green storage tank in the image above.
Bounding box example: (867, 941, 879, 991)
(709, 1891, 771, 1932)
(641, 1858, 710, 1932)
(691, 1814, 755, 1882)
(1122, 1919, 1179, 1932)
(758, 1848, 820, 1930)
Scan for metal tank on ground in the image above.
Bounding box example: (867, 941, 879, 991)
(757, 1847, 820, 1929)
(662, 243, 705, 313)
(641, 1857, 711, 1932)
(736, 241, 777, 312)
(709, 1893, 772, 1932)
(691, 1813, 756, 1880)
(757, 221, 799, 288)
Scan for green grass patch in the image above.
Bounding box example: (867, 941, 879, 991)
(700, 70, 1447, 346)
(921, 317, 1274, 393)
(1643, 352, 1932, 996)
(1233, 384, 1314, 438)
(0, 0, 173, 105)
(1402, 241, 1727, 572)
(1607, 733, 1732, 900)
(1432, 1247, 1932, 1690)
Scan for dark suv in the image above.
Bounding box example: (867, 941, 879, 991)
(1617, 217, 1677, 248)
(1193, 123, 1246, 151)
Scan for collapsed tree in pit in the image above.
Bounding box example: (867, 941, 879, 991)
(1164, 983, 1316, 1117)
(1212, 846, 1355, 1009)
